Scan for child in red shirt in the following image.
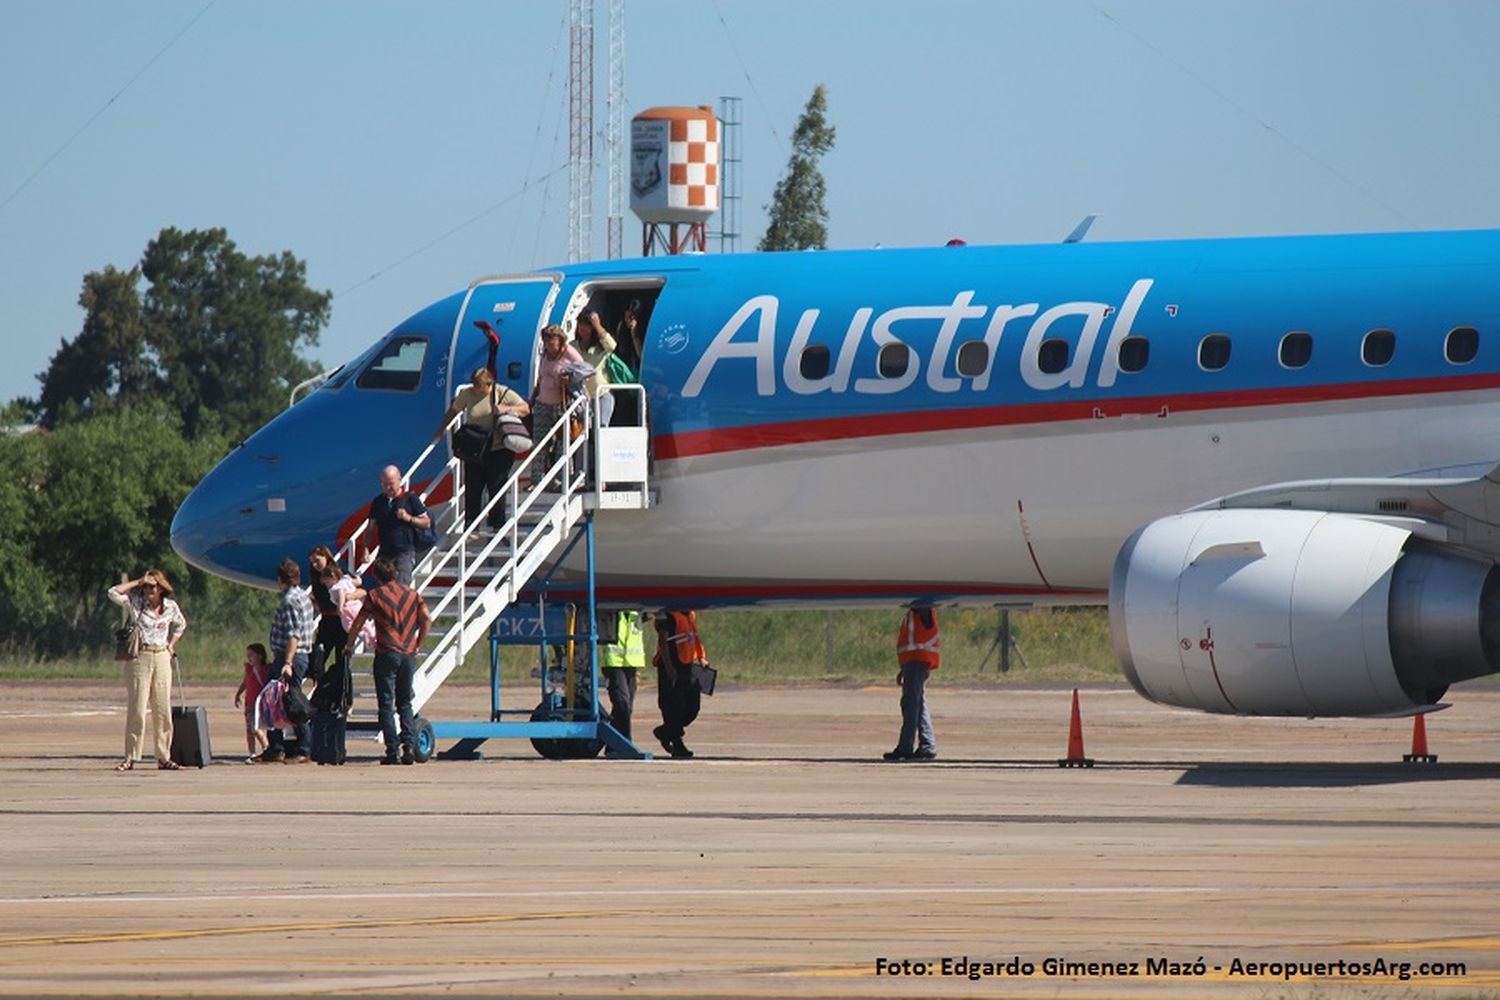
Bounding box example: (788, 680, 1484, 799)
(233, 643, 270, 764)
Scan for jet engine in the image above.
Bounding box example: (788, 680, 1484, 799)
(1109, 509, 1500, 716)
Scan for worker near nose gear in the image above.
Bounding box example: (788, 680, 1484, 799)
(884, 606, 940, 761)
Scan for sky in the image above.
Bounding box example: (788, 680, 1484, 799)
(3, 0, 1499, 408)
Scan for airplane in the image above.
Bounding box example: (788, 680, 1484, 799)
(171, 228, 1500, 721)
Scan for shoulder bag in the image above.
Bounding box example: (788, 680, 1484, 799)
(451, 385, 496, 462)
(113, 599, 140, 661)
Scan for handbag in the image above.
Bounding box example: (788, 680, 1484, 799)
(451, 423, 490, 462)
(497, 413, 533, 453)
(282, 677, 313, 724)
(113, 621, 139, 661)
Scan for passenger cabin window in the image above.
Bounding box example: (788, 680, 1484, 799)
(956, 341, 989, 377)
(878, 343, 910, 378)
(1117, 336, 1150, 374)
(1037, 339, 1070, 375)
(800, 345, 831, 380)
(1446, 326, 1479, 365)
(1199, 334, 1231, 371)
(1362, 329, 1395, 367)
(1279, 332, 1313, 370)
(356, 336, 428, 391)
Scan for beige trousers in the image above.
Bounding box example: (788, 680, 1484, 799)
(123, 648, 173, 762)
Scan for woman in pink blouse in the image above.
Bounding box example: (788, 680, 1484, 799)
(107, 570, 187, 771)
(532, 324, 585, 482)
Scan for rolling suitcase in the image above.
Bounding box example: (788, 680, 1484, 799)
(170, 656, 213, 767)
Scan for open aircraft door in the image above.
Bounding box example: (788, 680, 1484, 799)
(453, 273, 563, 399)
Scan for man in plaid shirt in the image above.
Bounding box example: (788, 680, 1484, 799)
(262, 558, 317, 764)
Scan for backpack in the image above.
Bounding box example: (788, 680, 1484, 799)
(403, 493, 436, 553)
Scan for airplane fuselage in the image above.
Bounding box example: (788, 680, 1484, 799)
(172, 230, 1500, 607)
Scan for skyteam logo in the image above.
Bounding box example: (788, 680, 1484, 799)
(681, 280, 1155, 398)
(658, 323, 691, 356)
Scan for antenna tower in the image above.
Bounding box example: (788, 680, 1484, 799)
(568, 0, 595, 263)
(606, 0, 625, 259)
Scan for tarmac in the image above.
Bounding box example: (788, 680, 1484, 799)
(2, 679, 1499, 998)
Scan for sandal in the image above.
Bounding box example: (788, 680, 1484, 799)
(157, 760, 182, 771)
(114, 759, 134, 772)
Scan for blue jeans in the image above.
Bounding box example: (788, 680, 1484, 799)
(896, 662, 935, 754)
(373, 650, 416, 757)
(267, 651, 311, 757)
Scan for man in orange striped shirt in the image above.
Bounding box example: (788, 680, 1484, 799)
(345, 557, 431, 765)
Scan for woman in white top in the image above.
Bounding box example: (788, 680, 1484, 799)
(574, 310, 618, 427)
(107, 569, 187, 771)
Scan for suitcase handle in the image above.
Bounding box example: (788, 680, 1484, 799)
(173, 654, 185, 711)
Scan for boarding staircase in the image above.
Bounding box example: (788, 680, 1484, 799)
(331, 386, 650, 748)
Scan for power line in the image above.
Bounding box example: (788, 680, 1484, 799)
(0, 0, 217, 216)
(1089, 2, 1413, 227)
(711, 0, 783, 153)
(338, 161, 570, 299)
(505, 7, 570, 266)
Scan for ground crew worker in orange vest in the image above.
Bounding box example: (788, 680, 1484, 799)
(884, 606, 939, 761)
(652, 609, 707, 758)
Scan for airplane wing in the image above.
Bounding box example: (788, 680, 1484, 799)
(1188, 459, 1500, 560)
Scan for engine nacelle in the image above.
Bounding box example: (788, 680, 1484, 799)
(1109, 509, 1500, 716)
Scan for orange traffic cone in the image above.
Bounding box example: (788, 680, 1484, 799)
(1058, 688, 1095, 768)
(1402, 713, 1437, 763)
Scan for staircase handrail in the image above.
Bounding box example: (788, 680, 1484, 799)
(411, 394, 594, 690)
(334, 411, 464, 577)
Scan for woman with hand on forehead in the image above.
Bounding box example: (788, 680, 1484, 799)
(107, 569, 187, 771)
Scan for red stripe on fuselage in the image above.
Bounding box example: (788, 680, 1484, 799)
(516, 582, 1105, 602)
(654, 373, 1500, 460)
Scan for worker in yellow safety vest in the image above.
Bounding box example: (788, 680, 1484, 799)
(652, 609, 707, 758)
(599, 610, 646, 746)
(884, 606, 939, 761)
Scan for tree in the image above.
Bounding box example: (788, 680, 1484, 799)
(759, 85, 837, 252)
(36, 228, 331, 442)
(36, 266, 151, 425)
(0, 405, 276, 656)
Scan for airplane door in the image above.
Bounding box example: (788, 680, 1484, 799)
(454, 273, 562, 397)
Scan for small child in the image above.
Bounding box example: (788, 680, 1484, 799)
(233, 643, 270, 764)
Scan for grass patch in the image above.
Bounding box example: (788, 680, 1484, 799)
(1, 607, 1120, 687)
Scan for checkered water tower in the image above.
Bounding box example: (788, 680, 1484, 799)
(631, 104, 719, 255)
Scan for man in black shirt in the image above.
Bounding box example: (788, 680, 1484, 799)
(366, 465, 431, 586)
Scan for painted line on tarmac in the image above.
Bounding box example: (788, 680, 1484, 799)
(6, 881, 1476, 908)
(0, 885, 1228, 908)
(1347, 936, 1500, 951)
(0, 908, 638, 949)
(3, 806, 1498, 832)
(0, 710, 117, 718)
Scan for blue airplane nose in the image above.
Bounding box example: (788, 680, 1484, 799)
(171, 448, 269, 587)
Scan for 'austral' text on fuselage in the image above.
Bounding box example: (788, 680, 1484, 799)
(681, 279, 1155, 397)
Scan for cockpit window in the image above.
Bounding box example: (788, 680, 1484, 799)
(323, 339, 385, 391)
(355, 336, 428, 391)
